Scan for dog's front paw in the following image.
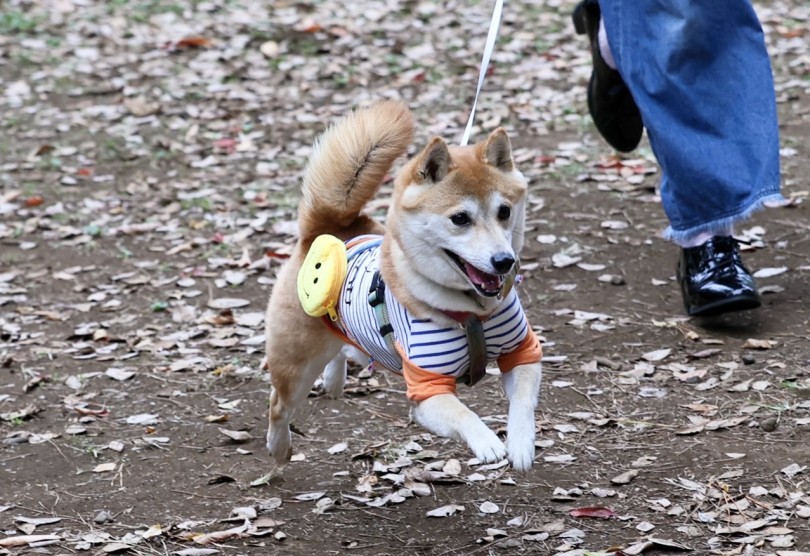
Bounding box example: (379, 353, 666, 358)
(506, 436, 535, 471)
(506, 408, 536, 471)
(266, 425, 292, 465)
(467, 428, 507, 464)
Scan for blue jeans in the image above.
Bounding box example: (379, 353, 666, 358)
(598, 0, 783, 242)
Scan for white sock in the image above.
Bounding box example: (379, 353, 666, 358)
(676, 228, 734, 248)
(598, 19, 617, 70)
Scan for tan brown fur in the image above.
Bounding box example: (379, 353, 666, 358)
(297, 100, 415, 247)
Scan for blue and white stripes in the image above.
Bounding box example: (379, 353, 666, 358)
(335, 237, 530, 377)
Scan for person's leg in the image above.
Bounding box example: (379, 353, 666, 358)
(590, 0, 783, 315)
(597, 0, 782, 239)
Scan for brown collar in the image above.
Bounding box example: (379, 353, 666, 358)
(441, 309, 477, 323)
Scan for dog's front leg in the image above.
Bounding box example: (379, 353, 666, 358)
(501, 363, 542, 471)
(412, 394, 506, 463)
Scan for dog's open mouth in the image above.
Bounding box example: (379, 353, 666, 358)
(444, 249, 503, 297)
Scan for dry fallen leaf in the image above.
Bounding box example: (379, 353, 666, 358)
(552, 252, 581, 268)
(126, 413, 159, 426)
(13, 516, 61, 526)
(294, 492, 326, 502)
(569, 507, 616, 519)
(124, 97, 160, 117)
(752, 266, 788, 278)
(576, 262, 606, 272)
(207, 298, 250, 310)
(442, 459, 462, 475)
(24, 195, 44, 207)
(218, 429, 253, 443)
(478, 501, 499, 514)
(623, 537, 691, 555)
(230, 506, 257, 520)
(105, 368, 135, 381)
(327, 442, 348, 454)
(172, 36, 213, 49)
(611, 469, 639, 485)
(0, 404, 42, 422)
(544, 453, 576, 464)
(193, 521, 249, 545)
(107, 440, 125, 452)
(173, 549, 221, 556)
(93, 463, 117, 473)
(426, 504, 464, 518)
(781, 463, 806, 478)
(742, 338, 776, 350)
(0, 534, 62, 547)
(641, 348, 671, 362)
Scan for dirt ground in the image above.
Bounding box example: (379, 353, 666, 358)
(1, 1, 810, 555)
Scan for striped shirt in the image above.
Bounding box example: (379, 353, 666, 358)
(333, 236, 537, 382)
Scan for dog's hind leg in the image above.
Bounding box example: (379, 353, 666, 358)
(322, 347, 348, 399)
(323, 345, 371, 398)
(266, 334, 343, 466)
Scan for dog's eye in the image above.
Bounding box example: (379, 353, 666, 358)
(497, 204, 511, 221)
(450, 212, 471, 227)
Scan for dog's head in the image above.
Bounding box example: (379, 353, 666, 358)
(389, 128, 528, 299)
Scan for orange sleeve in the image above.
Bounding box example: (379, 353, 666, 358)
(497, 327, 542, 374)
(395, 344, 457, 402)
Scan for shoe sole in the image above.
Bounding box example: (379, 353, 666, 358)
(687, 294, 762, 317)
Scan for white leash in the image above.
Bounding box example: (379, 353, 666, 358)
(459, 0, 504, 146)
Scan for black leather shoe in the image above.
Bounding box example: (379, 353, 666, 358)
(572, 0, 644, 153)
(677, 236, 762, 317)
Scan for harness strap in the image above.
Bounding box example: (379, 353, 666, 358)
(368, 271, 399, 357)
(368, 271, 488, 387)
(460, 316, 487, 387)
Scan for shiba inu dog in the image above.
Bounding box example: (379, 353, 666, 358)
(264, 100, 542, 470)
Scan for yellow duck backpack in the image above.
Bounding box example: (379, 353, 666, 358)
(297, 234, 348, 321)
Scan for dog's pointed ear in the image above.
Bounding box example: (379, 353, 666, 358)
(416, 137, 451, 183)
(482, 128, 513, 172)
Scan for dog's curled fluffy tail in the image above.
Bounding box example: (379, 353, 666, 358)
(298, 100, 414, 243)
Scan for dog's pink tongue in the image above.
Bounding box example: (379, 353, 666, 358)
(464, 263, 501, 291)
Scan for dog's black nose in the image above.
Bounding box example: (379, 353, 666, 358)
(491, 252, 515, 274)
